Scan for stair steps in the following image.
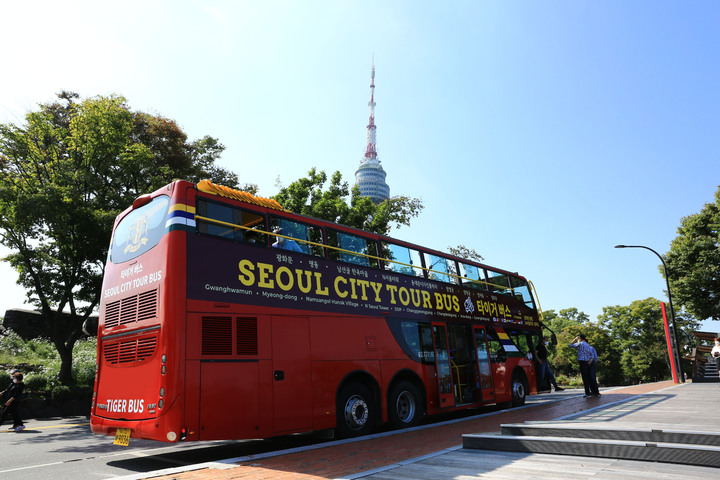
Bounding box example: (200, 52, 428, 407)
(463, 422, 720, 468)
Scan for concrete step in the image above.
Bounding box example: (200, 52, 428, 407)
(500, 423, 720, 446)
(463, 422, 720, 468)
(463, 432, 720, 468)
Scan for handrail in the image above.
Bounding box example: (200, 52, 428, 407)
(528, 280, 544, 322)
(194, 214, 516, 293)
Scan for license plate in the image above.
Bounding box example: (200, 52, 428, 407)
(113, 428, 131, 446)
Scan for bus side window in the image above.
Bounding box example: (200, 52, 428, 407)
(485, 329, 507, 363)
(327, 230, 379, 268)
(506, 330, 532, 357)
(197, 199, 267, 245)
(423, 253, 456, 284)
(269, 217, 324, 256)
(399, 321, 435, 364)
(382, 242, 424, 277)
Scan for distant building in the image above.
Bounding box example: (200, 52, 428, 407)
(355, 60, 390, 204)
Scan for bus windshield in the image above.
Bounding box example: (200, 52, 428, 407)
(110, 195, 170, 263)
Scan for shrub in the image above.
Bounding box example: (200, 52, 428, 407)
(72, 338, 97, 387)
(555, 374, 584, 388)
(0, 329, 27, 357)
(51, 385, 72, 400)
(23, 373, 48, 392)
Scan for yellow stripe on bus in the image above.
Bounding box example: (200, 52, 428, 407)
(169, 203, 196, 214)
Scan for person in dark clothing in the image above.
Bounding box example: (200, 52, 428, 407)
(535, 338, 564, 392)
(0, 371, 26, 431)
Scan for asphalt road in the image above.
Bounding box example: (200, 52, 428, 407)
(0, 416, 334, 480)
(0, 391, 574, 479)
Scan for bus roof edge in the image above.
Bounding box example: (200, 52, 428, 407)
(196, 179, 286, 212)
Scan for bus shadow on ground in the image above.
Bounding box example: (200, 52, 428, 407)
(105, 434, 331, 474)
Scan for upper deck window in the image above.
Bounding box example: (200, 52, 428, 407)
(328, 230, 379, 267)
(382, 242, 424, 277)
(510, 276, 535, 308)
(197, 199, 267, 246)
(111, 195, 170, 264)
(459, 262, 489, 291)
(423, 253, 456, 284)
(486, 270, 512, 295)
(270, 217, 324, 257)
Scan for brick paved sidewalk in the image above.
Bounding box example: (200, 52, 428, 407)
(147, 380, 678, 480)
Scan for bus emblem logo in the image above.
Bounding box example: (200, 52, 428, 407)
(124, 215, 150, 254)
(464, 297, 474, 314)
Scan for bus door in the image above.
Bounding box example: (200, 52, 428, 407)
(473, 326, 495, 402)
(271, 315, 312, 434)
(431, 322, 455, 408)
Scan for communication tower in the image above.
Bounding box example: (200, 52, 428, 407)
(355, 59, 390, 204)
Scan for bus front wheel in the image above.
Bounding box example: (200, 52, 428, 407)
(336, 382, 377, 438)
(388, 381, 422, 429)
(510, 373, 527, 407)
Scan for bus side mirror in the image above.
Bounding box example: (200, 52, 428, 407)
(550, 333, 557, 346)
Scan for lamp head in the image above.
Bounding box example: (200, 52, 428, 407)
(614, 245, 627, 248)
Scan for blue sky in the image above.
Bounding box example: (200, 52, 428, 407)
(1, 1, 719, 332)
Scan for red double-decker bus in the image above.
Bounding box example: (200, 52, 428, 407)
(90, 180, 543, 444)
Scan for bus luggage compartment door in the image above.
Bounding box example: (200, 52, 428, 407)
(271, 315, 312, 434)
(199, 360, 260, 440)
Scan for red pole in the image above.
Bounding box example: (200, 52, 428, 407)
(661, 301, 679, 383)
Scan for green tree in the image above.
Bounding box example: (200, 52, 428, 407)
(552, 322, 622, 387)
(598, 298, 681, 383)
(0, 92, 239, 384)
(273, 168, 423, 234)
(543, 307, 591, 333)
(665, 187, 720, 321)
(542, 308, 600, 376)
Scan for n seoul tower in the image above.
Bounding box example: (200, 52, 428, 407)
(355, 58, 390, 204)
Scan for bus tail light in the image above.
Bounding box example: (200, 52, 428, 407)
(180, 428, 188, 441)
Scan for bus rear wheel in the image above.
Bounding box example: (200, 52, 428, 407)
(336, 382, 376, 438)
(388, 381, 422, 428)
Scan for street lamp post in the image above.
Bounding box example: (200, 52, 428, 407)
(614, 245, 685, 383)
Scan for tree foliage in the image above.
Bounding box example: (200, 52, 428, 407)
(447, 245, 484, 262)
(0, 91, 239, 384)
(272, 168, 424, 235)
(665, 187, 720, 321)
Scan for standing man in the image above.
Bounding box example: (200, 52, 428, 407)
(535, 337, 564, 392)
(569, 334, 600, 398)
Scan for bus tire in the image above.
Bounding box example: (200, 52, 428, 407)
(336, 382, 377, 438)
(510, 372, 527, 407)
(388, 381, 422, 429)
